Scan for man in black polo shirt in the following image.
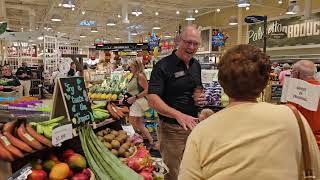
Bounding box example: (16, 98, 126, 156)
(16, 61, 32, 97)
(148, 25, 205, 180)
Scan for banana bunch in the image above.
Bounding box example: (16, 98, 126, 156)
(93, 108, 110, 122)
(29, 116, 65, 139)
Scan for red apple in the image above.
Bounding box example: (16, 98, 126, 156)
(62, 149, 75, 161)
(27, 169, 47, 180)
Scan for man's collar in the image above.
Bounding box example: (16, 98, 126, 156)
(172, 50, 195, 66)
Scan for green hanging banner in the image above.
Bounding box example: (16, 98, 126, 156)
(0, 22, 7, 35)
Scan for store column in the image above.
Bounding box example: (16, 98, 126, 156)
(304, 0, 312, 19)
(237, 8, 243, 44)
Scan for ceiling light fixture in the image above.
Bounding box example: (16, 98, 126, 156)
(72, 7, 75, 11)
(47, 24, 53, 30)
(237, 0, 251, 8)
(37, 36, 44, 40)
(115, 37, 121, 40)
(246, 6, 250, 10)
(176, 10, 180, 15)
(155, 12, 159, 16)
(81, 10, 86, 15)
(153, 21, 161, 30)
(228, 16, 238, 25)
(195, 9, 199, 13)
(278, 0, 283, 4)
(80, 33, 86, 38)
(185, 14, 195, 21)
(51, 14, 62, 22)
(58, 3, 62, 7)
(91, 27, 98, 32)
(117, 14, 121, 18)
(132, 8, 142, 16)
(62, 0, 75, 8)
(286, 0, 300, 15)
(106, 19, 116, 26)
(131, 30, 138, 36)
(216, 8, 221, 12)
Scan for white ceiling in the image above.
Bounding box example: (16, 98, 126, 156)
(0, 0, 298, 45)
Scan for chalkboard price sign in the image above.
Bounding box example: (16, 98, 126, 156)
(271, 84, 283, 101)
(51, 77, 94, 124)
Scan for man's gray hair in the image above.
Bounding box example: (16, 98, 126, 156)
(292, 60, 315, 79)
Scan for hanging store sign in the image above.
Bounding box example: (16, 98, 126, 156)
(80, 20, 97, 27)
(96, 43, 149, 51)
(248, 13, 320, 48)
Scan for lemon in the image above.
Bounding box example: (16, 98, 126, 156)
(111, 94, 118, 101)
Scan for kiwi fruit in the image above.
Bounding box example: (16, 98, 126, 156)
(111, 140, 121, 149)
(121, 143, 130, 150)
(97, 131, 104, 137)
(111, 130, 119, 136)
(118, 130, 127, 135)
(124, 152, 130, 158)
(111, 149, 119, 156)
(97, 136, 104, 141)
(104, 134, 115, 142)
(105, 128, 111, 134)
(115, 136, 124, 144)
(104, 142, 112, 150)
(118, 134, 128, 141)
(118, 147, 126, 157)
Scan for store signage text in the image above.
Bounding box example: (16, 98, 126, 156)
(281, 77, 320, 111)
(80, 20, 96, 27)
(248, 12, 320, 48)
(59, 77, 94, 124)
(249, 19, 320, 42)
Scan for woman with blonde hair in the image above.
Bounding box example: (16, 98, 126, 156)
(121, 58, 154, 145)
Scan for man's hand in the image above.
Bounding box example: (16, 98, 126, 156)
(174, 112, 198, 131)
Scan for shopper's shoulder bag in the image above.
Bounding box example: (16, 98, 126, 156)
(286, 104, 316, 180)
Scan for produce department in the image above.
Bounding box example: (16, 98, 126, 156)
(0, 0, 320, 180)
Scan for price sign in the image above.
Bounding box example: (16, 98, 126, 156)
(8, 163, 32, 180)
(59, 77, 94, 124)
(201, 69, 219, 83)
(52, 124, 73, 146)
(121, 125, 135, 137)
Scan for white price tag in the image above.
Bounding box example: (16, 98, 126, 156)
(52, 124, 73, 146)
(121, 125, 136, 137)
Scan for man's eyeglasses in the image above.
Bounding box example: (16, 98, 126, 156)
(181, 39, 200, 47)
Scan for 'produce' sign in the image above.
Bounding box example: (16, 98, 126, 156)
(59, 77, 94, 124)
(248, 13, 320, 48)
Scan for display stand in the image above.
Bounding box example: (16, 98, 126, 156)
(44, 36, 58, 74)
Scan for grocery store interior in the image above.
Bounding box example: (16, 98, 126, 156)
(0, 0, 320, 179)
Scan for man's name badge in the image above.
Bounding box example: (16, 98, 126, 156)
(174, 71, 185, 78)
